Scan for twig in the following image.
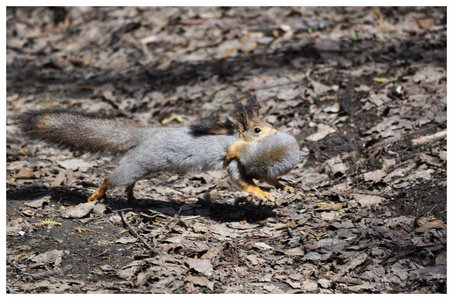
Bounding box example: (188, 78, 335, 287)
(119, 211, 158, 255)
(344, 191, 393, 200)
(238, 233, 286, 244)
(424, 204, 438, 217)
(412, 130, 446, 146)
(237, 224, 330, 244)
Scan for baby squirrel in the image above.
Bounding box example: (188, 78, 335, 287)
(18, 92, 300, 202)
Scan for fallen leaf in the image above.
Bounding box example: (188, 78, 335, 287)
(116, 264, 141, 280)
(286, 278, 301, 289)
(325, 157, 348, 176)
(301, 280, 318, 292)
(243, 42, 257, 54)
(186, 275, 214, 291)
(310, 80, 333, 96)
(283, 247, 305, 256)
(415, 219, 445, 232)
(26, 196, 51, 208)
(414, 18, 434, 30)
(30, 249, 65, 266)
(115, 236, 138, 244)
(254, 242, 273, 250)
(303, 252, 322, 261)
(418, 153, 440, 166)
(16, 167, 36, 179)
(57, 159, 93, 172)
(413, 66, 445, 84)
(355, 194, 384, 208)
(186, 258, 213, 276)
(363, 169, 386, 182)
(61, 202, 96, 219)
(247, 254, 265, 265)
(345, 282, 373, 292)
(338, 253, 368, 275)
(306, 124, 336, 142)
(409, 168, 434, 181)
(318, 278, 331, 288)
(373, 77, 395, 83)
(314, 39, 340, 52)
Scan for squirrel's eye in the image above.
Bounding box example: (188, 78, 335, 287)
(254, 127, 262, 133)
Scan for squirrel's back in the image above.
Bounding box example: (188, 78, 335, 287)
(107, 127, 238, 187)
(19, 108, 141, 154)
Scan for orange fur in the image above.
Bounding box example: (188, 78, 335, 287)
(235, 178, 276, 201)
(87, 178, 109, 202)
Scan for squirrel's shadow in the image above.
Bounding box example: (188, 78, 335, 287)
(7, 186, 276, 223)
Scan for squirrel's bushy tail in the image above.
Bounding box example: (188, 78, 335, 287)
(19, 108, 141, 154)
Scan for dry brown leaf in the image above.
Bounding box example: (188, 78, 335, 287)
(415, 219, 445, 233)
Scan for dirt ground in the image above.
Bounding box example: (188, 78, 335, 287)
(6, 7, 446, 293)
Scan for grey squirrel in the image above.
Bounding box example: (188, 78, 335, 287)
(18, 92, 300, 202)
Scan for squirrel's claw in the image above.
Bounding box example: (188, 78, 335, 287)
(283, 185, 295, 193)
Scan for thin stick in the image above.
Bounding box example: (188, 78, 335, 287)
(119, 211, 158, 255)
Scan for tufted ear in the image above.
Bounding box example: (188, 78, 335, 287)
(244, 91, 260, 118)
(230, 95, 250, 133)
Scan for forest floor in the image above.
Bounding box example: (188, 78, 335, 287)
(6, 7, 446, 293)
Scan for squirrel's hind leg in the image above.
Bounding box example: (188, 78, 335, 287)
(87, 179, 137, 202)
(125, 183, 136, 202)
(88, 178, 109, 202)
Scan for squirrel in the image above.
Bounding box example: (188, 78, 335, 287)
(18, 92, 300, 203)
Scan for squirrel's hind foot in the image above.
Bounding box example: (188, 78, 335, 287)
(87, 178, 109, 202)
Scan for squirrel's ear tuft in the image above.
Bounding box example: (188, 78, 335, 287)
(244, 91, 260, 118)
(231, 95, 249, 132)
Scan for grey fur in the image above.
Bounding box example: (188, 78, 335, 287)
(108, 129, 299, 189)
(108, 127, 237, 187)
(239, 132, 300, 179)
